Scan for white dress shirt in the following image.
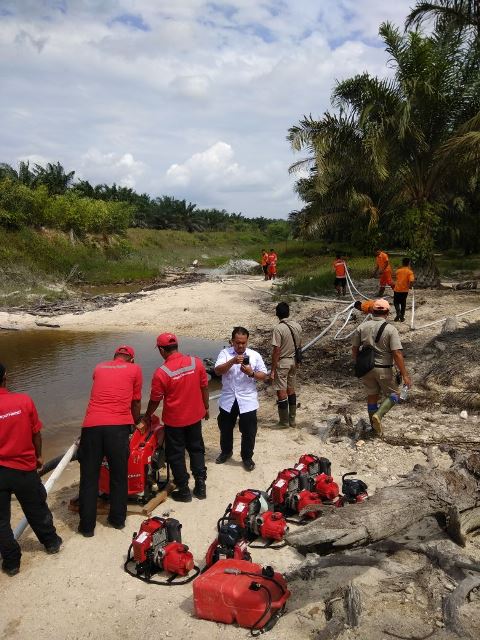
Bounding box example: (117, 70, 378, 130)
(215, 346, 267, 414)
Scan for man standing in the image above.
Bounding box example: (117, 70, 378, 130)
(332, 254, 347, 297)
(393, 258, 415, 322)
(261, 249, 269, 280)
(214, 327, 268, 471)
(270, 302, 302, 427)
(374, 249, 394, 297)
(79, 345, 142, 536)
(352, 300, 411, 436)
(267, 248, 278, 281)
(138, 333, 209, 503)
(0, 362, 62, 576)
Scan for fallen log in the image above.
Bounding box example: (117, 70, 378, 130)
(287, 452, 480, 553)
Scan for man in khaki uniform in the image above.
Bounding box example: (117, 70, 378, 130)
(270, 302, 302, 427)
(352, 299, 411, 436)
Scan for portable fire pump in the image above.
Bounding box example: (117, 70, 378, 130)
(99, 415, 167, 504)
(194, 559, 291, 634)
(269, 468, 323, 520)
(228, 489, 288, 543)
(205, 518, 251, 568)
(294, 453, 332, 488)
(336, 472, 368, 507)
(124, 516, 199, 585)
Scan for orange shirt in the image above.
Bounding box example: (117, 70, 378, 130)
(394, 267, 415, 293)
(268, 252, 277, 265)
(360, 300, 375, 314)
(333, 259, 346, 278)
(261, 252, 268, 266)
(375, 251, 389, 271)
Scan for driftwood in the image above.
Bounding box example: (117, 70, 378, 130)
(287, 452, 480, 553)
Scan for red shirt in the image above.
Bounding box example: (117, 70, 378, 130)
(268, 252, 277, 265)
(333, 259, 346, 277)
(150, 352, 208, 427)
(83, 360, 143, 427)
(0, 388, 42, 471)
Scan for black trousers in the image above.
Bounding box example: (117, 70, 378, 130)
(218, 400, 257, 461)
(164, 421, 206, 488)
(0, 465, 60, 570)
(393, 291, 408, 319)
(79, 425, 130, 532)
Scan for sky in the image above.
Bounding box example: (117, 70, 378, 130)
(0, 0, 415, 218)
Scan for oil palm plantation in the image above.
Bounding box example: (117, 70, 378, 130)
(288, 21, 480, 285)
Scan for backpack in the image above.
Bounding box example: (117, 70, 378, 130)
(354, 322, 387, 378)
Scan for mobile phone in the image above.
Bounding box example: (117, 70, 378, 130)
(243, 355, 250, 365)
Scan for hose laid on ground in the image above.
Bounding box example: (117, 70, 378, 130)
(14, 440, 79, 540)
(345, 265, 370, 301)
(332, 303, 355, 339)
(410, 288, 416, 330)
(412, 305, 480, 331)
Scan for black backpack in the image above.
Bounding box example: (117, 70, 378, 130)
(354, 322, 387, 378)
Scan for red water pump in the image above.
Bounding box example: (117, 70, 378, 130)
(124, 517, 199, 585)
(269, 468, 323, 520)
(336, 472, 368, 507)
(313, 473, 340, 502)
(229, 489, 288, 543)
(194, 559, 291, 633)
(205, 519, 251, 568)
(100, 415, 167, 504)
(294, 454, 332, 489)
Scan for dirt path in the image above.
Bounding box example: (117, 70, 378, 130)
(1, 276, 480, 639)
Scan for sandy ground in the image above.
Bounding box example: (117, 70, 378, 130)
(1, 276, 480, 640)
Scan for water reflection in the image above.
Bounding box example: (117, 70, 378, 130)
(0, 330, 224, 457)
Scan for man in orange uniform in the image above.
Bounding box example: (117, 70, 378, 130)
(393, 258, 415, 322)
(138, 333, 209, 503)
(332, 253, 347, 296)
(79, 345, 142, 536)
(0, 362, 62, 576)
(354, 299, 375, 314)
(261, 249, 269, 280)
(374, 249, 393, 297)
(267, 248, 277, 280)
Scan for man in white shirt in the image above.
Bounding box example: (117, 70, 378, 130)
(214, 327, 268, 471)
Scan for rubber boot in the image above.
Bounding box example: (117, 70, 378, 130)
(274, 399, 290, 428)
(377, 286, 385, 297)
(288, 394, 297, 427)
(171, 484, 192, 502)
(193, 468, 207, 500)
(371, 395, 398, 437)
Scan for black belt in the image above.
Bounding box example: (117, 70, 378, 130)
(374, 364, 392, 368)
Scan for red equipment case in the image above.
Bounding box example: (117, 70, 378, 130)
(193, 559, 290, 631)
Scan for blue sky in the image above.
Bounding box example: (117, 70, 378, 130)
(0, 0, 415, 218)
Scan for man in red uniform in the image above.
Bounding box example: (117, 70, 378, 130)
(138, 333, 209, 503)
(0, 362, 62, 576)
(374, 249, 394, 296)
(78, 345, 142, 536)
(267, 248, 278, 280)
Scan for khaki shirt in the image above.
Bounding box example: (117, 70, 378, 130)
(352, 317, 402, 366)
(272, 320, 302, 366)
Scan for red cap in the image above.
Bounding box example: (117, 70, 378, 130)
(115, 345, 135, 358)
(156, 333, 178, 348)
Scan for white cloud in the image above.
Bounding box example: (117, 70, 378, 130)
(0, 0, 415, 217)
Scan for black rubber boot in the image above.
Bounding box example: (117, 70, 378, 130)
(274, 399, 290, 428)
(171, 485, 192, 502)
(288, 394, 297, 427)
(193, 468, 207, 499)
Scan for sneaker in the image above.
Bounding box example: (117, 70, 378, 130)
(77, 526, 94, 538)
(215, 451, 233, 464)
(2, 565, 20, 577)
(107, 519, 125, 530)
(242, 459, 255, 472)
(171, 486, 192, 502)
(45, 537, 63, 554)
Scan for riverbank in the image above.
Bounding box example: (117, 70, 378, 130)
(2, 275, 480, 639)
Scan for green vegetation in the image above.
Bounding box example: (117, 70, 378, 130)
(288, 1, 480, 285)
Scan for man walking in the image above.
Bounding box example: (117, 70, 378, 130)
(79, 345, 142, 536)
(270, 302, 302, 427)
(374, 249, 394, 297)
(0, 362, 62, 576)
(138, 333, 209, 503)
(352, 300, 411, 436)
(261, 249, 269, 280)
(393, 258, 415, 322)
(332, 253, 347, 297)
(214, 327, 268, 471)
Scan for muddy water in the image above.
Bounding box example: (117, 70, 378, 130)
(0, 330, 225, 460)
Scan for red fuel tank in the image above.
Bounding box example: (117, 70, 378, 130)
(193, 559, 290, 631)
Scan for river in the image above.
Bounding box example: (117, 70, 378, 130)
(0, 329, 225, 460)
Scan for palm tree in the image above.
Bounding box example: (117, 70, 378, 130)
(406, 1, 480, 34)
(33, 162, 75, 195)
(0, 161, 36, 186)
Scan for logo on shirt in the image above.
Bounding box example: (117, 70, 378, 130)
(0, 409, 22, 420)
